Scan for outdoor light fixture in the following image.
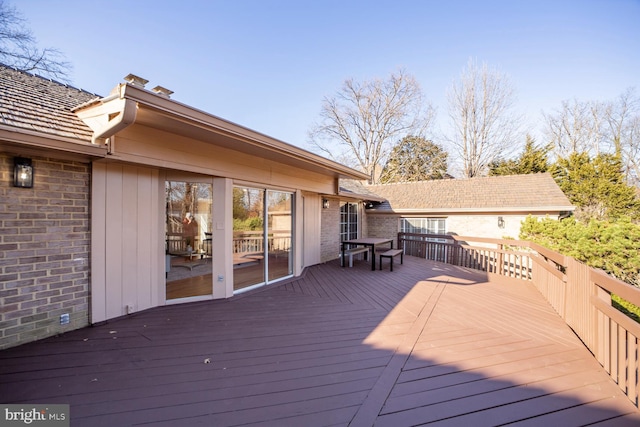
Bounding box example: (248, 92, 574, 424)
(497, 216, 505, 228)
(322, 198, 329, 209)
(13, 157, 33, 188)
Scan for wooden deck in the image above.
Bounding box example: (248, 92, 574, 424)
(1, 256, 639, 426)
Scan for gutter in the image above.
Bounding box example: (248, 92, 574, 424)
(0, 127, 108, 158)
(73, 84, 138, 146)
(366, 206, 576, 214)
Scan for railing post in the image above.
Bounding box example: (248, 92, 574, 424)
(594, 284, 612, 368)
(452, 239, 458, 266)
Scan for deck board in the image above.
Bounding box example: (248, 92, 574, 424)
(1, 256, 637, 426)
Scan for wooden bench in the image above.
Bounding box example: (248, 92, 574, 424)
(342, 247, 369, 267)
(379, 249, 404, 271)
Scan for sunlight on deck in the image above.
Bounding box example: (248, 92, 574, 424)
(356, 265, 640, 426)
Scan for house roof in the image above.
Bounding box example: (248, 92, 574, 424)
(73, 77, 369, 181)
(364, 173, 575, 213)
(0, 65, 99, 142)
(338, 179, 387, 202)
(0, 67, 367, 181)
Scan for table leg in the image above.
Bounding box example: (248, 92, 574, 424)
(341, 242, 345, 267)
(371, 245, 376, 270)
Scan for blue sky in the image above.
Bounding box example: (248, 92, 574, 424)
(15, 0, 640, 158)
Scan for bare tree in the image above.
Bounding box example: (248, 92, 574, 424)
(0, 0, 70, 80)
(543, 98, 608, 158)
(543, 88, 640, 187)
(604, 88, 640, 187)
(446, 59, 521, 178)
(309, 69, 435, 184)
(624, 115, 640, 187)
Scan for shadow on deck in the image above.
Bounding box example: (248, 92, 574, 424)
(1, 256, 639, 426)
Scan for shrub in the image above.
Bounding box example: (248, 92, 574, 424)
(520, 216, 640, 287)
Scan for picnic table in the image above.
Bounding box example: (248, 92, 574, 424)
(341, 237, 394, 271)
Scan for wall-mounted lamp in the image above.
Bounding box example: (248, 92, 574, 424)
(497, 216, 505, 229)
(13, 157, 33, 188)
(322, 198, 330, 209)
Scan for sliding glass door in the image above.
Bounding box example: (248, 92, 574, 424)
(267, 190, 293, 282)
(232, 187, 265, 290)
(233, 186, 293, 291)
(165, 181, 212, 300)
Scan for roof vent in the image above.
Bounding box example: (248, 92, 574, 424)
(151, 86, 174, 99)
(123, 73, 149, 88)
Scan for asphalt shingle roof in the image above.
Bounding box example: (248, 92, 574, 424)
(0, 65, 99, 141)
(339, 179, 387, 202)
(364, 173, 574, 212)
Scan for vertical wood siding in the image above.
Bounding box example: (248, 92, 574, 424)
(91, 162, 161, 323)
(302, 193, 321, 268)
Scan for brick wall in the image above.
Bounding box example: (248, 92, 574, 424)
(320, 197, 340, 262)
(366, 212, 537, 244)
(366, 214, 399, 240)
(0, 153, 90, 349)
(446, 214, 530, 239)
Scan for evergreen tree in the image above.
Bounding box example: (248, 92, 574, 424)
(379, 136, 448, 183)
(520, 216, 640, 288)
(489, 135, 550, 176)
(551, 152, 639, 221)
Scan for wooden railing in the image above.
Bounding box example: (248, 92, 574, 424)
(398, 232, 640, 407)
(399, 233, 533, 280)
(232, 231, 291, 254)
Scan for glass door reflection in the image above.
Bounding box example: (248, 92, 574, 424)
(267, 190, 293, 282)
(232, 187, 294, 292)
(165, 181, 212, 300)
(232, 187, 265, 290)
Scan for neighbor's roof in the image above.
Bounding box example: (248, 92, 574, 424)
(0, 65, 99, 141)
(365, 173, 575, 213)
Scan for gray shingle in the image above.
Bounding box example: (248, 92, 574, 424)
(0, 65, 99, 141)
(365, 174, 574, 211)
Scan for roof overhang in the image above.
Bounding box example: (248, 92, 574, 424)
(337, 189, 386, 203)
(0, 126, 108, 158)
(74, 83, 368, 181)
(366, 206, 576, 214)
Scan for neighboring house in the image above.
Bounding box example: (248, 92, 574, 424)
(354, 174, 574, 241)
(0, 66, 368, 349)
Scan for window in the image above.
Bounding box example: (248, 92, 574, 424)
(400, 218, 446, 235)
(400, 217, 448, 261)
(340, 202, 358, 242)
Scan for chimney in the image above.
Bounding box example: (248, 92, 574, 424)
(123, 73, 149, 88)
(151, 86, 174, 99)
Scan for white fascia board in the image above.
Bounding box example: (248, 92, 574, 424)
(119, 84, 368, 180)
(0, 126, 108, 157)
